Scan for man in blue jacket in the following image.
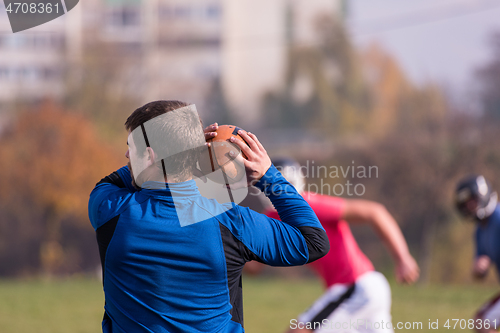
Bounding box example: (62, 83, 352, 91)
(88, 100, 329, 333)
(455, 175, 500, 333)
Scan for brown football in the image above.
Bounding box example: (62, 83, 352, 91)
(198, 125, 248, 184)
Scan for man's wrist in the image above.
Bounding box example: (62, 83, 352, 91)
(254, 164, 279, 193)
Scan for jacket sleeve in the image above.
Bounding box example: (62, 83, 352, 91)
(475, 227, 486, 258)
(88, 166, 135, 230)
(224, 165, 329, 266)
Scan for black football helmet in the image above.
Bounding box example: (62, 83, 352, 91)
(455, 175, 498, 220)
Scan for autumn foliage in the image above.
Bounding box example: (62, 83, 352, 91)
(0, 102, 123, 276)
(258, 16, 500, 284)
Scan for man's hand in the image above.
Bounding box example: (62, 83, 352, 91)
(395, 255, 420, 284)
(230, 130, 272, 186)
(192, 123, 219, 182)
(204, 123, 218, 143)
(473, 255, 491, 279)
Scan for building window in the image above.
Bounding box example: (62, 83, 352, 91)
(159, 5, 172, 19)
(174, 6, 191, 18)
(0, 67, 7, 80)
(107, 6, 141, 27)
(206, 5, 220, 19)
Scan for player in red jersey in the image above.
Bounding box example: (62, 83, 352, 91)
(252, 158, 420, 333)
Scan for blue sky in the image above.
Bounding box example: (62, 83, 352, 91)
(347, 0, 500, 90)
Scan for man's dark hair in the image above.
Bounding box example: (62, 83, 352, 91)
(125, 100, 204, 183)
(125, 100, 189, 133)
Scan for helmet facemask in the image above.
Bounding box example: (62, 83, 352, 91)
(455, 175, 498, 221)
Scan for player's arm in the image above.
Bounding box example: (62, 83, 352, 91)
(230, 131, 329, 265)
(88, 166, 135, 230)
(472, 230, 490, 280)
(472, 255, 491, 280)
(342, 199, 420, 284)
(232, 166, 329, 266)
(473, 229, 491, 280)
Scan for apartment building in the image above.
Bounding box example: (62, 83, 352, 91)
(0, 0, 342, 123)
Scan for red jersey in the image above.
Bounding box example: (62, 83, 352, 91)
(264, 192, 374, 287)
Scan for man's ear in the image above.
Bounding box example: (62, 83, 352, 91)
(146, 147, 156, 166)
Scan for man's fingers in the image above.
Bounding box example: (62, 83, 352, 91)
(238, 130, 260, 153)
(247, 132, 264, 152)
(205, 131, 217, 141)
(230, 136, 253, 159)
(204, 123, 218, 141)
(204, 123, 218, 132)
(204, 123, 218, 136)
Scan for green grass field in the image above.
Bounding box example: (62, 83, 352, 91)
(0, 276, 496, 332)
